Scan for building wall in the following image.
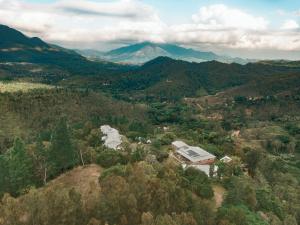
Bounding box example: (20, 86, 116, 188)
(193, 158, 215, 165)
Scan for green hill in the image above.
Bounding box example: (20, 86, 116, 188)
(0, 25, 131, 76)
(106, 57, 300, 101)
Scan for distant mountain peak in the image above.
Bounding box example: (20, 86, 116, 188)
(79, 42, 252, 65)
(0, 24, 48, 48)
(0, 24, 88, 65)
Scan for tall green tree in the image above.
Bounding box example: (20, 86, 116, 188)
(35, 137, 49, 185)
(7, 138, 34, 195)
(49, 117, 77, 174)
(244, 148, 261, 177)
(0, 155, 9, 196)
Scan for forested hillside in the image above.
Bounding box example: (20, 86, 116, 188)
(0, 25, 299, 225)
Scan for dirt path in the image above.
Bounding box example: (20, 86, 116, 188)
(213, 185, 226, 209)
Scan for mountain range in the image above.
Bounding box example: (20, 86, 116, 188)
(0, 24, 85, 64)
(0, 24, 129, 75)
(76, 42, 253, 65)
(0, 24, 254, 66)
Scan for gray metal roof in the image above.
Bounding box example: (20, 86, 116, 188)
(174, 141, 215, 163)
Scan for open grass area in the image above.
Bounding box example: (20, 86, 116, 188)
(0, 81, 53, 93)
(45, 164, 102, 199)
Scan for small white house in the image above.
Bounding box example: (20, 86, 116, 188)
(220, 155, 233, 163)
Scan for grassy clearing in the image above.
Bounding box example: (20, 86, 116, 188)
(0, 81, 53, 93)
(45, 164, 102, 198)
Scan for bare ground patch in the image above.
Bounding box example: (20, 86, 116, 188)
(213, 185, 226, 210)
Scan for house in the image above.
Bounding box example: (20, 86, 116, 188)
(100, 125, 122, 150)
(172, 141, 216, 165)
(220, 155, 232, 163)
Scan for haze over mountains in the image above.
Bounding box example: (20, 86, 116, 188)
(76, 42, 253, 65)
(1, 24, 293, 67)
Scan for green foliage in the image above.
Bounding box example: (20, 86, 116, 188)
(244, 148, 262, 176)
(100, 164, 128, 181)
(0, 155, 9, 196)
(225, 176, 257, 210)
(234, 96, 248, 104)
(159, 133, 176, 145)
(49, 117, 78, 174)
(0, 188, 86, 225)
(130, 146, 147, 163)
(129, 121, 152, 138)
(0, 50, 300, 225)
(285, 123, 300, 136)
(5, 138, 35, 196)
(256, 188, 284, 219)
(96, 149, 128, 168)
(97, 162, 215, 225)
(148, 103, 185, 124)
(217, 205, 268, 225)
(181, 167, 214, 199)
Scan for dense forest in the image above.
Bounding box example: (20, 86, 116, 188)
(0, 77, 299, 225)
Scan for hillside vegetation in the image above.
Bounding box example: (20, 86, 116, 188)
(0, 25, 299, 225)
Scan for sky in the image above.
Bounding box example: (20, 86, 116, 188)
(1, 0, 300, 59)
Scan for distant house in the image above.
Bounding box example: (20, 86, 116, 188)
(220, 155, 232, 163)
(172, 141, 216, 165)
(100, 125, 122, 150)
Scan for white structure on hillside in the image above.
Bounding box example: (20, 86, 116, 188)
(172, 141, 216, 177)
(220, 155, 232, 163)
(172, 141, 216, 165)
(100, 125, 122, 150)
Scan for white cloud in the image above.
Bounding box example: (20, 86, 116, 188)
(0, 0, 164, 43)
(191, 4, 268, 30)
(0, 1, 300, 53)
(281, 19, 299, 30)
(55, 0, 158, 21)
(169, 5, 300, 51)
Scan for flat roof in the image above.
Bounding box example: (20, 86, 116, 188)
(172, 141, 188, 149)
(176, 145, 215, 163)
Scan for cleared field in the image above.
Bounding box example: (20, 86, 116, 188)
(0, 82, 53, 93)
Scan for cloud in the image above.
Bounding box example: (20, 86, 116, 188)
(168, 4, 300, 51)
(281, 19, 299, 30)
(56, 0, 157, 20)
(0, 0, 164, 43)
(191, 4, 268, 30)
(0, 1, 299, 53)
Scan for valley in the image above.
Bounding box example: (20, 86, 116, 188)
(0, 24, 299, 225)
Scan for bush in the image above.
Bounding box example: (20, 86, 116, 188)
(182, 167, 214, 199)
(217, 205, 268, 225)
(96, 150, 128, 168)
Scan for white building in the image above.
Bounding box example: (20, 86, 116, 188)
(100, 125, 122, 150)
(220, 155, 232, 163)
(172, 141, 216, 165)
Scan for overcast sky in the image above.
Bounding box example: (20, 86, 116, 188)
(1, 0, 300, 59)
